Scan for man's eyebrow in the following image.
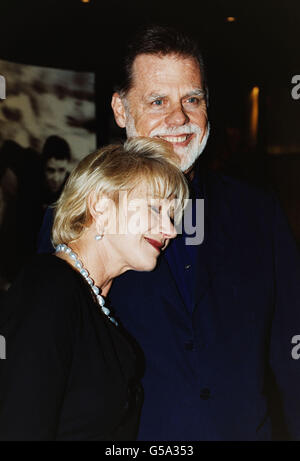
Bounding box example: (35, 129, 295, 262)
(184, 88, 206, 98)
(144, 89, 206, 102)
(145, 93, 167, 102)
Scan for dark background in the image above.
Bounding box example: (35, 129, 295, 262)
(0, 0, 300, 244)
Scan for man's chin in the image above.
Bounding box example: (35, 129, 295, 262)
(172, 148, 198, 173)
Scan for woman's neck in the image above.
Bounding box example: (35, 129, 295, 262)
(55, 238, 116, 297)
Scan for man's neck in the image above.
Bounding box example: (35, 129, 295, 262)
(185, 167, 195, 182)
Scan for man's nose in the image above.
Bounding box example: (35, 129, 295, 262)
(165, 103, 189, 127)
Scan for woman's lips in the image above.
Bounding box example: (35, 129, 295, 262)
(144, 237, 163, 252)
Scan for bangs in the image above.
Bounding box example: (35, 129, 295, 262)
(133, 162, 189, 222)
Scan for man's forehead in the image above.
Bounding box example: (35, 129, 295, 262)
(131, 53, 203, 89)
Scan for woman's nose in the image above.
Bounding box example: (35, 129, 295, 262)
(161, 218, 177, 240)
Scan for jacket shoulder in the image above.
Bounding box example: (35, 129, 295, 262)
(202, 169, 277, 218)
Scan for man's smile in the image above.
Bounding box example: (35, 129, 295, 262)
(155, 133, 194, 147)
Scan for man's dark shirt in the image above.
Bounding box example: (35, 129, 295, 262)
(164, 174, 202, 313)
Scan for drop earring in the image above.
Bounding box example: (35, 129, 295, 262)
(95, 234, 103, 241)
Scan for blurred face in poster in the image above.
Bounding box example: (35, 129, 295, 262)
(45, 157, 69, 194)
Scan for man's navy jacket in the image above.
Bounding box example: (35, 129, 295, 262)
(39, 168, 300, 441)
(109, 169, 300, 441)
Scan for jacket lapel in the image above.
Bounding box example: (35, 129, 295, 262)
(193, 170, 233, 306)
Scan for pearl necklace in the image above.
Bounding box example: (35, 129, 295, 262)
(55, 244, 118, 326)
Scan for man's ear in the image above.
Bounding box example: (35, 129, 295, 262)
(111, 92, 127, 128)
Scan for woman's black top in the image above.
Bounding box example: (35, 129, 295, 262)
(0, 255, 142, 441)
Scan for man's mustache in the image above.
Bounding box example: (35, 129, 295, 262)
(150, 124, 202, 137)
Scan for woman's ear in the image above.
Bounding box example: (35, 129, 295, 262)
(88, 192, 109, 234)
(111, 92, 126, 128)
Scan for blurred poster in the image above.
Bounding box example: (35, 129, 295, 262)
(0, 59, 96, 293)
(0, 58, 96, 160)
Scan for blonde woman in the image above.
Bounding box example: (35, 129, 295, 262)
(0, 138, 188, 441)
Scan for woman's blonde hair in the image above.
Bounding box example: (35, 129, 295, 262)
(52, 137, 189, 246)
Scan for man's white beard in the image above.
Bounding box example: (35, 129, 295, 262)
(154, 123, 210, 172)
(125, 109, 210, 172)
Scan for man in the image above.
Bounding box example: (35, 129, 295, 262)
(41, 135, 71, 207)
(37, 136, 70, 252)
(108, 26, 300, 441)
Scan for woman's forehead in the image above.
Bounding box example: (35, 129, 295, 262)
(128, 179, 175, 199)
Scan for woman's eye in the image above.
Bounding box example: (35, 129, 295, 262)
(150, 205, 160, 213)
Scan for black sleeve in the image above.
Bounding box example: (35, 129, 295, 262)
(0, 267, 78, 440)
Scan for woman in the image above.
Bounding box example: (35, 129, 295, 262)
(0, 137, 188, 441)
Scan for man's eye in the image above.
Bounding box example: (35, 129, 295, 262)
(152, 99, 163, 106)
(186, 97, 199, 104)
